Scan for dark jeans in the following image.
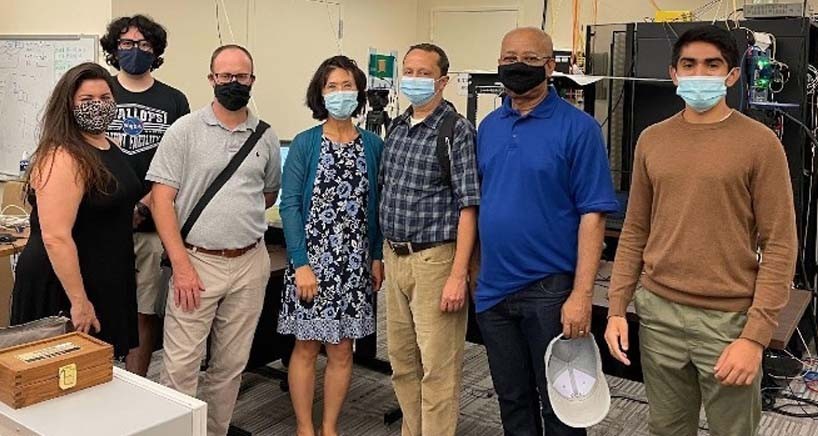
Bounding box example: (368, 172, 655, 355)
(477, 274, 586, 436)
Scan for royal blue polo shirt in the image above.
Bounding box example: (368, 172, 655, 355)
(475, 87, 619, 313)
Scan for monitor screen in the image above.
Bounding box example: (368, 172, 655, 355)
(275, 145, 289, 206)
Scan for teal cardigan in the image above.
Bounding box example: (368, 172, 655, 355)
(280, 125, 384, 268)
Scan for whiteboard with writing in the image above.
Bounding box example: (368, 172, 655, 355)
(0, 35, 98, 176)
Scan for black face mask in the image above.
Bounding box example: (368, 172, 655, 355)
(117, 48, 155, 75)
(214, 82, 251, 111)
(498, 62, 547, 95)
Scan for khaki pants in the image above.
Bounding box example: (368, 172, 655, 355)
(133, 232, 165, 315)
(634, 289, 761, 436)
(384, 242, 467, 436)
(161, 244, 270, 436)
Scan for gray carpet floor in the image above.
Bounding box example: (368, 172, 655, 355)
(134, 291, 818, 435)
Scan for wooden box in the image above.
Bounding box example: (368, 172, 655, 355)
(0, 332, 113, 408)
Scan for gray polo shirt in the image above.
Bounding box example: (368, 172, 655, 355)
(146, 104, 281, 250)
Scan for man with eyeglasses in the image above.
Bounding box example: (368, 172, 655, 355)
(380, 42, 480, 436)
(475, 28, 618, 435)
(100, 15, 190, 377)
(147, 44, 281, 436)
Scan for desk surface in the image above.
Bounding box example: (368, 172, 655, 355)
(592, 262, 812, 350)
(0, 230, 28, 257)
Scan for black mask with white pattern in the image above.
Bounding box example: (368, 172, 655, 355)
(73, 100, 117, 134)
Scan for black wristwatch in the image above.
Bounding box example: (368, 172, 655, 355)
(135, 202, 151, 218)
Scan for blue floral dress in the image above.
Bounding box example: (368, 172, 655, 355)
(278, 135, 375, 343)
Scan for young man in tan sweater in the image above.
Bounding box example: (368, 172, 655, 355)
(605, 25, 797, 435)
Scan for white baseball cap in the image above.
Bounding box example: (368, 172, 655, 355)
(544, 333, 611, 428)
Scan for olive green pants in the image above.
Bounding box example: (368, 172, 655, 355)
(634, 289, 761, 436)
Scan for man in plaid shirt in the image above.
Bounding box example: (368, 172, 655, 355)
(380, 43, 480, 436)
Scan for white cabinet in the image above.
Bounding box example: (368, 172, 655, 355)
(0, 367, 206, 435)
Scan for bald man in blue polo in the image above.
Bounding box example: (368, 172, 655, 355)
(475, 27, 618, 436)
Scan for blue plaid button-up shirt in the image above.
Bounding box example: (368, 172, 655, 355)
(379, 101, 480, 243)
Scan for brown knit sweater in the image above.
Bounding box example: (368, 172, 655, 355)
(608, 111, 797, 346)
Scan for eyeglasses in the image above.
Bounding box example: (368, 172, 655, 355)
(118, 39, 153, 52)
(499, 55, 554, 66)
(211, 73, 255, 85)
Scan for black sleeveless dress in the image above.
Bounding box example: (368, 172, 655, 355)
(11, 141, 142, 358)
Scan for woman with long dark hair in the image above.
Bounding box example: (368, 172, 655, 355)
(11, 62, 142, 358)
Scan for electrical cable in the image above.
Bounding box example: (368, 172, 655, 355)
(571, 0, 582, 56)
(798, 327, 816, 362)
(214, 0, 262, 116)
(767, 394, 818, 419)
(802, 68, 818, 304)
(599, 56, 636, 130)
(739, 26, 816, 296)
(219, 0, 237, 43)
(762, 365, 818, 420)
(304, 0, 343, 53)
(792, 23, 815, 297)
(732, 0, 738, 24)
(325, 1, 342, 54)
(0, 205, 29, 231)
(0, 205, 28, 217)
(711, 0, 725, 25)
(738, 46, 753, 112)
(599, 87, 625, 129)
(777, 109, 818, 294)
(215, 0, 223, 45)
(727, 7, 743, 21)
(692, 0, 724, 15)
(592, 0, 598, 26)
(662, 20, 679, 40)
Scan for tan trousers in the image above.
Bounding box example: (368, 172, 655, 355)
(161, 244, 270, 436)
(635, 288, 761, 436)
(384, 242, 467, 436)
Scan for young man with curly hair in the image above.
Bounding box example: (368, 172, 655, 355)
(101, 14, 190, 376)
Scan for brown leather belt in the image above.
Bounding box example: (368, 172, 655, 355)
(184, 239, 261, 258)
(387, 240, 453, 257)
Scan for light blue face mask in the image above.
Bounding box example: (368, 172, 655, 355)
(400, 77, 437, 106)
(676, 76, 727, 113)
(324, 90, 359, 120)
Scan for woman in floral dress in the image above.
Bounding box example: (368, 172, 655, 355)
(278, 55, 384, 436)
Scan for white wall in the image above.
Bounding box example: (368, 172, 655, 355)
(112, 0, 420, 140)
(2, 0, 112, 35)
(417, 0, 543, 43)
